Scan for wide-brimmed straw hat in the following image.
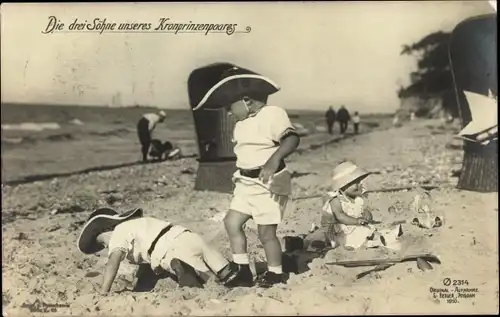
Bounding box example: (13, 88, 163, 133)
(331, 161, 370, 191)
(188, 63, 280, 111)
(77, 207, 143, 254)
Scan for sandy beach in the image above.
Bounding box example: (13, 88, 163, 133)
(2, 117, 498, 316)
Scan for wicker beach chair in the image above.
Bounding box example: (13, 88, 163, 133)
(449, 13, 497, 192)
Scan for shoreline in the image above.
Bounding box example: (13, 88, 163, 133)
(1, 120, 391, 187)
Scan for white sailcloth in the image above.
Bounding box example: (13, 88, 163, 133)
(456, 90, 497, 141)
(489, 0, 496, 12)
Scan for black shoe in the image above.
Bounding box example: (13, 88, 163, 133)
(223, 263, 254, 288)
(255, 271, 288, 288)
(170, 258, 204, 288)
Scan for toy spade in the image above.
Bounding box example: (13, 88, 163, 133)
(416, 257, 433, 271)
(356, 263, 395, 279)
(325, 253, 441, 268)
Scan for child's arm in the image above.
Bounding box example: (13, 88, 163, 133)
(362, 209, 373, 222)
(101, 227, 131, 294)
(100, 250, 125, 294)
(260, 133, 300, 183)
(259, 106, 301, 183)
(274, 133, 301, 160)
(330, 199, 367, 226)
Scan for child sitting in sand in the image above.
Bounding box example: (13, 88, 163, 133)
(318, 161, 377, 250)
(285, 161, 402, 252)
(192, 66, 300, 288)
(77, 207, 249, 294)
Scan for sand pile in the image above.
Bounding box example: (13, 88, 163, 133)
(2, 119, 498, 315)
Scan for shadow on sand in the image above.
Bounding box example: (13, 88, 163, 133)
(255, 250, 329, 276)
(131, 249, 330, 292)
(133, 264, 177, 292)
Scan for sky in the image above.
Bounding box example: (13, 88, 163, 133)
(0, 2, 495, 113)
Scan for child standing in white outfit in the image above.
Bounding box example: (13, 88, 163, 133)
(192, 66, 300, 288)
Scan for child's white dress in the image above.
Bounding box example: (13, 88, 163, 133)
(322, 190, 375, 249)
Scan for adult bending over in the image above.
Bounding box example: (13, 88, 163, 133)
(137, 110, 166, 162)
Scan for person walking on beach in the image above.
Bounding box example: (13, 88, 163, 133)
(352, 111, 360, 134)
(191, 65, 300, 288)
(77, 207, 248, 294)
(137, 110, 166, 162)
(337, 105, 351, 135)
(325, 106, 336, 135)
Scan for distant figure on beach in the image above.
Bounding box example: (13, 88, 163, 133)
(137, 110, 166, 162)
(337, 105, 351, 135)
(325, 106, 337, 135)
(352, 111, 360, 134)
(410, 111, 416, 121)
(192, 65, 301, 288)
(77, 207, 247, 293)
(393, 114, 402, 127)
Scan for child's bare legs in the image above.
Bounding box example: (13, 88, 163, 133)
(222, 209, 255, 287)
(224, 210, 252, 263)
(258, 224, 282, 272)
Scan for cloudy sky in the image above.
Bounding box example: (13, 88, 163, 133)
(1, 2, 494, 113)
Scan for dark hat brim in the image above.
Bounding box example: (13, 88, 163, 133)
(77, 207, 143, 254)
(193, 74, 280, 111)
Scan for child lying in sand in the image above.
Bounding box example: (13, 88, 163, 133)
(77, 208, 249, 294)
(285, 161, 402, 252)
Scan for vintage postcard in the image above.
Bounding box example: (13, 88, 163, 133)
(1, 1, 498, 315)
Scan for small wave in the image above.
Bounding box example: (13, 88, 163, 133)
(315, 126, 327, 132)
(1, 122, 61, 131)
(2, 133, 75, 147)
(2, 137, 23, 144)
(1, 136, 36, 147)
(292, 122, 310, 136)
(69, 118, 84, 125)
(293, 122, 305, 129)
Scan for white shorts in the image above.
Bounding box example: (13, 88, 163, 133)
(159, 231, 229, 275)
(229, 180, 289, 225)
